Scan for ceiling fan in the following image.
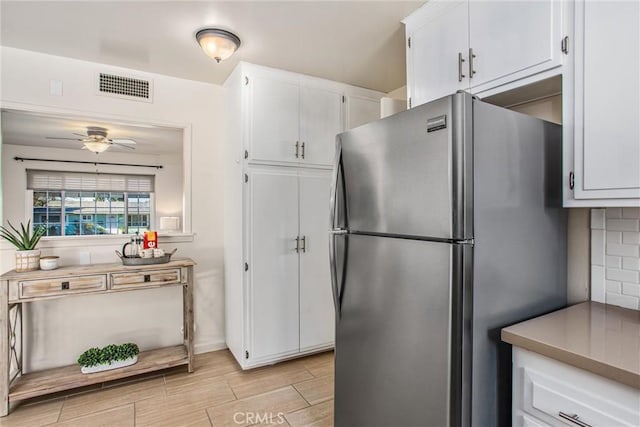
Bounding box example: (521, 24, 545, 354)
(46, 126, 136, 153)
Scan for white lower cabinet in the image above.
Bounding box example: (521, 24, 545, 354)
(299, 171, 334, 350)
(231, 167, 334, 368)
(248, 169, 300, 360)
(513, 348, 640, 427)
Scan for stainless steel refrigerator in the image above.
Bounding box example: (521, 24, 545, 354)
(329, 92, 567, 427)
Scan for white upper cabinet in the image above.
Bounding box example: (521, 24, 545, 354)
(299, 86, 343, 166)
(345, 94, 384, 130)
(406, 1, 469, 107)
(404, 0, 565, 107)
(249, 75, 300, 164)
(565, 0, 640, 205)
(468, 0, 562, 91)
(239, 63, 382, 167)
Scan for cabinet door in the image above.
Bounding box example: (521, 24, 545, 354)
(345, 95, 380, 130)
(468, 0, 562, 90)
(573, 1, 640, 200)
(406, 1, 468, 108)
(248, 75, 300, 164)
(248, 168, 300, 359)
(299, 171, 334, 350)
(300, 86, 342, 166)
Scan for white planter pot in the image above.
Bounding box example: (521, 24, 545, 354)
(15, 249, 41, 272)
(80, 355, 138, 374)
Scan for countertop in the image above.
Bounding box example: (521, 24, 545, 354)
(501, 301, 640, 389)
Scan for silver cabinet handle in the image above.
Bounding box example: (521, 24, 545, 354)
(295, 141, 300, 159)
(559, 412, 592, 427)
(458, 52, 466, 82)
(469, 48, 477, 79)
(300, 236, 306, 253)
(301, 142, 305, 159)
(294, 236, 300, 253)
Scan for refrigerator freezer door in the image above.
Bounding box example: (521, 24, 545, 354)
(338, 93, 472, 240)
(334, 233, 454, 427)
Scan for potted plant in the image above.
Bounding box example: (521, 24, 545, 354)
(77, 343, 140, 374)
(0, 220, 46, 272)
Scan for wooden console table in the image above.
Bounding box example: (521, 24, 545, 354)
(0, 258, 196, 416)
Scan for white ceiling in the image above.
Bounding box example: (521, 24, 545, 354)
(1, 110, 184, 155)
(0, 1, 422, 93)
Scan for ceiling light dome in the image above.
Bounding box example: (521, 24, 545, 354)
(83, 141, 110, 153)
(196, 28, 241, 63)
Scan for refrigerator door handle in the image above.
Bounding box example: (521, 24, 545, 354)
(329, 232, 345, 319)
(329, 136, 343, 232)
(329, 136, 346, 318)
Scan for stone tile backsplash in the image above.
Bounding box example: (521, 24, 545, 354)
(591, 208, 640, 310)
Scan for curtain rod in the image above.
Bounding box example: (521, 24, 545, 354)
(14, 156, 163, 169)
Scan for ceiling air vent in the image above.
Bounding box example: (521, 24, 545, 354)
(97, 73, 153, 102)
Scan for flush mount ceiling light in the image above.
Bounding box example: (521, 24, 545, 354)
(196, 28, 241, 63)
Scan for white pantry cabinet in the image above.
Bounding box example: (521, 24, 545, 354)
(403, 0, 565, 107)
(223, 63, 381, 368)
(563, 0, 640, 206)
(512, 348, 640, 427)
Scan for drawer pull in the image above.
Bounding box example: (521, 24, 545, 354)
(559, 412, 592, 427)
(61, 281, 70, 290)
(144, 274, 151, 283)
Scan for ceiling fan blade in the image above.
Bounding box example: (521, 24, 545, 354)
(45, 136, 83, 141)
(110, 138, 136, 145)
(112, 142, 136, 150)
(73, 133, 88, 137)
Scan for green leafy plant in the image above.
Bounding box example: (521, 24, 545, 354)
(0, 220, 46, 250)
(77, 343, 140, 368)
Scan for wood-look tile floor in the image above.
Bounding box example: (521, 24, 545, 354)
(0, 350, 335, 427)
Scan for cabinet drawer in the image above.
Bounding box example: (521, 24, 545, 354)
(110, 268, 181, 290)
(515, 349, 640, 427)
(19, 275, 107, 299)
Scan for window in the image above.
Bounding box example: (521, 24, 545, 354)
(28, 170, 154, 237)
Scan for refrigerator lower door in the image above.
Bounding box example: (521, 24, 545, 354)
(334, 233, 456, 427)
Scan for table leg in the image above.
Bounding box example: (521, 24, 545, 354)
(1, 281, 9, 417)
(184, 267, 195, 373)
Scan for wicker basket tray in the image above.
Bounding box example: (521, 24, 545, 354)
(115, 249, 177, 265)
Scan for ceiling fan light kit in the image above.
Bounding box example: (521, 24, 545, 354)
(83, 141, 110, 153)
(46, 125, 137, 153)
(196, 28, 241, 63)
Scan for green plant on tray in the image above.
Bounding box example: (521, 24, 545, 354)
(0, 220, 46, 250)
(77, 343, 140, 368)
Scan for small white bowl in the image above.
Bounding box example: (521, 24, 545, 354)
(40, 256, 60, 270)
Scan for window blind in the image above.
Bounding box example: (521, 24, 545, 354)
(27, 170, 155, 192)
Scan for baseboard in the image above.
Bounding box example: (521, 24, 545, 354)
(194, 340, 227, 355)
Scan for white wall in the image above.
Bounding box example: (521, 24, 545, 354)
(0, 47, 226, 369)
